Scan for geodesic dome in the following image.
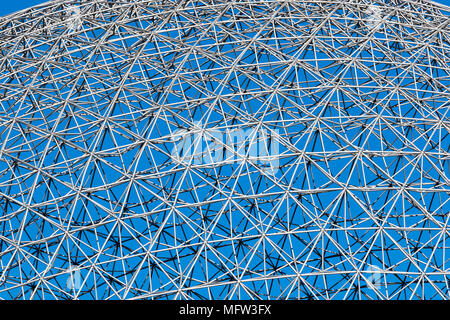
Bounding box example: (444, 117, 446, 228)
(0, 0, 449, 300)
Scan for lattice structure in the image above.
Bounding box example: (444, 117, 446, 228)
(0, 0, 449, 300)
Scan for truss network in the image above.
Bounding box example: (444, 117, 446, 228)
(0, 0, 449, 299)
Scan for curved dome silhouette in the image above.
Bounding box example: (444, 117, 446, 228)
(0, 0, 449, 299)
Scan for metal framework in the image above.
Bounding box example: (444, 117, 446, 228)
(0, 0, 449, 300)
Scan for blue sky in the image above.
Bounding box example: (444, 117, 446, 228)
(0, 0, 447, 301)
(0, 0, 449, 16)
(0, 0, 48, 16)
